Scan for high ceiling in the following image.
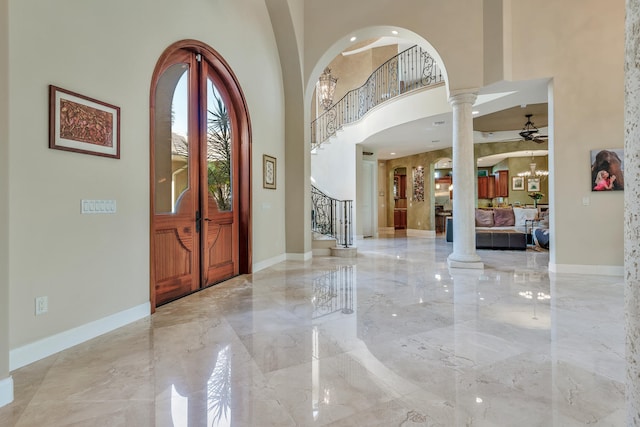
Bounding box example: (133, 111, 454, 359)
(357, 76, 550, 166)
(473, 103, 547, 133)
(321, 39, 551, 167)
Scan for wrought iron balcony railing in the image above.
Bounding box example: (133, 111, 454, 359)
(311, 45, 444, 150)
(311, 185, 353, 248)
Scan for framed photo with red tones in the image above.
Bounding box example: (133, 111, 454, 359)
(49, 85, 120, 159)
(591, 148, 624, 191)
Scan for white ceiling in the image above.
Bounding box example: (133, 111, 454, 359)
(359, 78, 550, 166)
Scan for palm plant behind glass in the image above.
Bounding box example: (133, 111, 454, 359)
(207, 91, 232, 211)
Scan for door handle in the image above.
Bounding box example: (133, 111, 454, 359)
(204, 218, 212, 222)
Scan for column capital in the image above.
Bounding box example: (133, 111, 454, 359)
(448, 91, 478, 106)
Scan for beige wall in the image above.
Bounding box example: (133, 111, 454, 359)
(303, 0, 484, 92)
(8, 0, 287, 349)
(321, 44, 398, 112)
(328, 50, 372, 106)
(266, 0, 309, 256)
(483, 0, 508, 85)
(0, 0, 9, 383)
(509, 0, 624, 268)
(385, 148, 452, 230)
(503, 156, 549, 206)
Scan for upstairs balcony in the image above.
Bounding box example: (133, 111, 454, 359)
(311, 45, 444, 151)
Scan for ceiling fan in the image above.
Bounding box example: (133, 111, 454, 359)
(519, 114, 548, 143)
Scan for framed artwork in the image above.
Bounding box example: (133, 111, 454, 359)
(49, 85, 120, 159)
(591, 148, 624, 191)
(263, 154, 276, 189)
(512, 176, 525, 191)
(412, 166, 424, 202)
(527, 178, 540, 192)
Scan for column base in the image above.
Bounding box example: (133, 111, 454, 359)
(447, 253, 484, 269)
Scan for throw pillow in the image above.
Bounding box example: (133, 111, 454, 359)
(493, 207, 515, 227)
(513, 207, 538, 226)
(475, 209, 494, 227)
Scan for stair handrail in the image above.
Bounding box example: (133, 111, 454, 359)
(311, 185, 353, 248)
(311, 44, 444, 150)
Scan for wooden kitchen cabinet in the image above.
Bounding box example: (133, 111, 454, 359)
(494, 170, 509, 197)
(477, 176, 495, 199)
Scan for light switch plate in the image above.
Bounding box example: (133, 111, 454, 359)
(81, 199, 117, 214)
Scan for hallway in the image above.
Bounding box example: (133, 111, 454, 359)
(0, 237, 624, 426)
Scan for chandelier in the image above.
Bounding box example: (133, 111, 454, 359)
(317, 67, 338, 110)
(517, 163, 549, 178)
(518, 155, 548, 178)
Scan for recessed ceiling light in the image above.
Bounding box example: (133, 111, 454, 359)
(391, 30, 398, 35)
(472, 110, 480, 115)
(350, 36, 357, 42)
(390, 152, 396, 155)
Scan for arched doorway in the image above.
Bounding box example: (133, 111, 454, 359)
(150, 40, 251, 309)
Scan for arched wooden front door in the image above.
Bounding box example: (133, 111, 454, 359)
(150, 40, 251, 309)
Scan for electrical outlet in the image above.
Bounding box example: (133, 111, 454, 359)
(35, 296, 48, 315)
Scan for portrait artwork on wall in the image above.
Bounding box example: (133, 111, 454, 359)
(512, 176, 525, 191)
(591, 148, 624, 191)
(412, 166, 424, 202)
(49, 85, 120, 159)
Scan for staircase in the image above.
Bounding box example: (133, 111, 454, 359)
(311, 185, 357, 257)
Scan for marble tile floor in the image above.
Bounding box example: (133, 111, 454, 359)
(0, 236, 626, 426)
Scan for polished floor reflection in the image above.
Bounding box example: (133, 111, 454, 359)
(0, 237, 625, 426)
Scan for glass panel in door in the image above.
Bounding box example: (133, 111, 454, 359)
(154, 63, 190, 214)
(206, 78, 232, 212)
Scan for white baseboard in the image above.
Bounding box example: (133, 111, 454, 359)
(549, 263, 624, 276)
(0, 376, 13, 408)
(253, 253, 286, 272)
(407, 229, 436, 238)
(253, 251, 314, 272)
(286, 251, 313, 261)
(10, 302, 150, 371)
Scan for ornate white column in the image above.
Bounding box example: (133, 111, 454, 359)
(447, 92, 483, 269)
(624, 1, 640, 423)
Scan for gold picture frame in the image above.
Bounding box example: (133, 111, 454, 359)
(263, 154, 276, 189)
